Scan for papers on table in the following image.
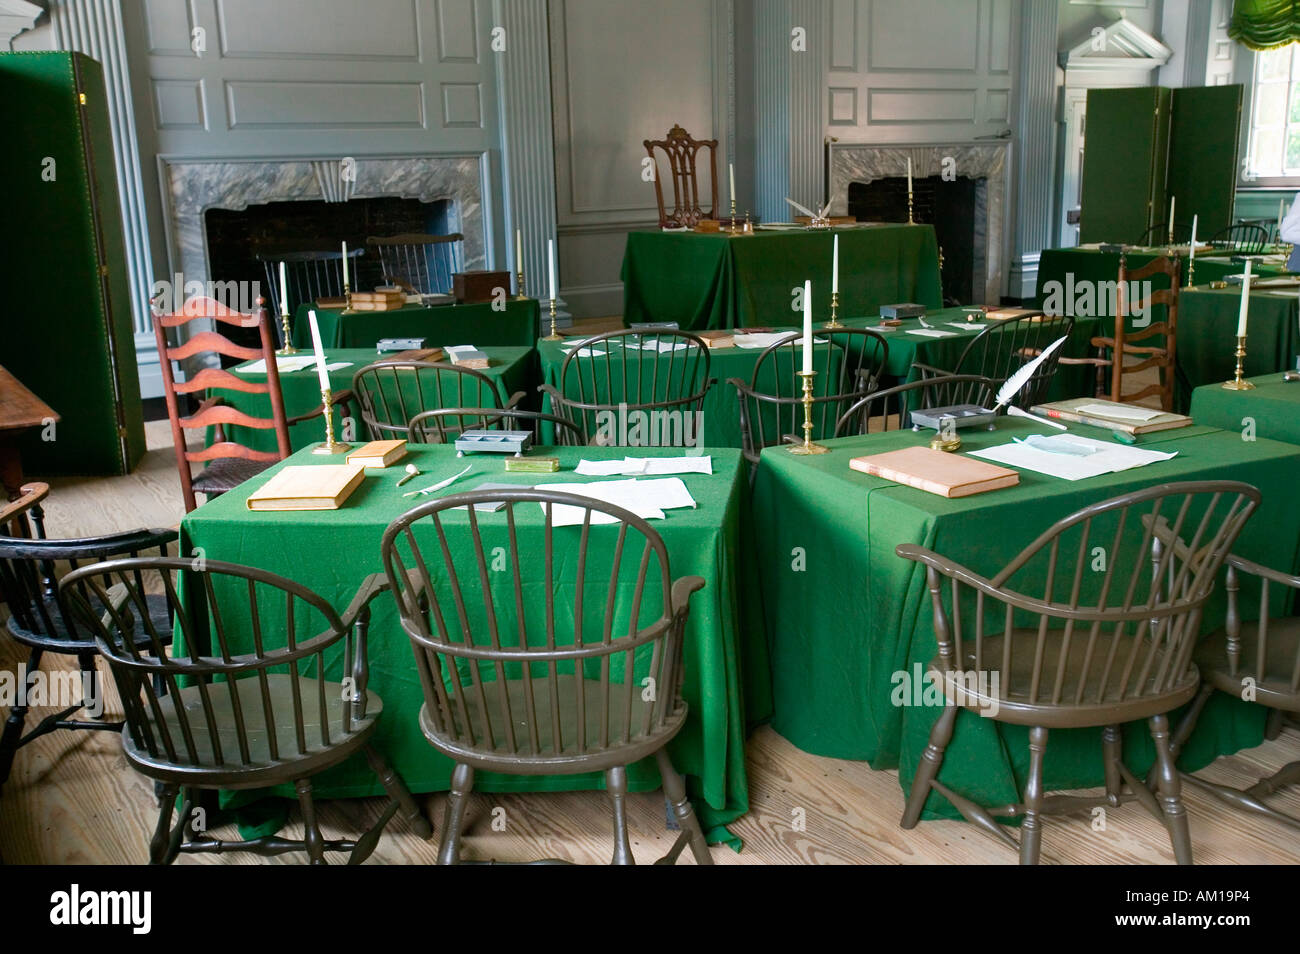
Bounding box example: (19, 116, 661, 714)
(533, 477, 698, 526)
(1074, 402, 1163, 422)
(574, 456, 712, 477)
(235, 356, 318, 374)
(947, 322, 987, 331)
(624, 340, 688, 353)
(561, 347, 607, 357)
(907, 328, 958, 338)
(733, 332, 798, 349)
(969, 434, 1177, 481)
(323, 361, 353, 372)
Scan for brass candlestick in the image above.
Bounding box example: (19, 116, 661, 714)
(542, 297, 562, 341)
(788, 370, 828, 455)
(1187, 257, 1196, 289)
(312, 388, 351, 454)
(727, 197, 739, 233)
(907, 189, 915, 225)
(1222, 336, 1256, 391)
(824, 290, 842, 329)
(276, 310, 298, 355)
(516, 266, 526, 299)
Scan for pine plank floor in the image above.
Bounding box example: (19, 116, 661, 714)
(2, 401, 1298, 864)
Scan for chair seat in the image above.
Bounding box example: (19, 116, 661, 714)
(418, 674, 688, 774)
(933, 628, 1200, 728)
(1196, 622, 1300, 713)
(192, 457, 273, 495)
(7, 593, 172, 655)
(123, 674, 381, 788)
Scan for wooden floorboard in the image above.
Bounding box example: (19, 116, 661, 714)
(2, 409, 1298, 864)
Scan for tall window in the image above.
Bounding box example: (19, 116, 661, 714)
(1247, 43, 1300, 181)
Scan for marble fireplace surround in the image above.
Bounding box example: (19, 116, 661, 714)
(829, 142, 1011, 304)
(160, 154, 487, 292)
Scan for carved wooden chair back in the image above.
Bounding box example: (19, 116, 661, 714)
(643, 124, 719, 229)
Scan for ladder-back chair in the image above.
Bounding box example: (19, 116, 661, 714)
(381, 488, 713, 865)
(57, 558, 431, 864)
(643, 124, 719, 229)
(1088, 255, 1181, 411)
(895, 481, 1261, 864)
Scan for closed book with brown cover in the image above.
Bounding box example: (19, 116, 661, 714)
(246, 464, 365, 511)
(346, 439, 407, 468)
(1029, 398, 1192, 435)
(697, 330, 735, 349)
(849, 445, 1019, 498)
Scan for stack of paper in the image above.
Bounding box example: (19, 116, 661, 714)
(533, 477, 697, 526)
(947, 322, 987, 331)
(969, 434, 1177, 481)
(624, 340, 688, 353)
(733, 332, 798, 349)
(236, 356, 319, 374)
(560, 346, 607, 357)
(907, 328, 958, 338)
(574, 456, 712, 477)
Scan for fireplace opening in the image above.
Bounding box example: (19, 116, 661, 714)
(848, 176, 981, 306)
(203, 196, 453, 347)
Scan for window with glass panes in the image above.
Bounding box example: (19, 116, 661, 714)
(1248, 43, 1300, 178)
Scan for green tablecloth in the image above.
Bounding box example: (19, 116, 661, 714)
(292, 298, 541, 350)
(751, 416, 1300, 820)
(219, 347, 536, 453)
(536, 336, 844, 448)
(1177, 287, 1300, 409)
(1190, 373, 1300, 444)
(179, 444, 770, 839)
(622, 224, 943, 331)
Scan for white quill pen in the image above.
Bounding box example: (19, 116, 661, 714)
(784, 197, 817, 219)
(991, 335, 1067, 412)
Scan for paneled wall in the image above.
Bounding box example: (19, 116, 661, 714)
(826, 0, 1018, 144)
(549, 0, 733, 317)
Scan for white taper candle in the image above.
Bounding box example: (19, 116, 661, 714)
(729, 162, 736, 206)
(548, 238, 557, 302)
(802, 280, 813, 374)
(308, 309, 330, 392)
(1189, 214, 1197, 263)
(341, 241, 349, 289)
(906, 157, 913, 196)
(279, 261, 289, 316)
(831, 234, 839, 294)
(1237, 259, 1252, 338)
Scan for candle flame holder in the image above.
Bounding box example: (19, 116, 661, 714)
(313, 388, 352, 454)
(824, 290, 843, 330)
(276, 310, 298, 355)
(542, 297, 562, 341)
(788, 370, 828, 455)
(1222, 336, 1256, 391)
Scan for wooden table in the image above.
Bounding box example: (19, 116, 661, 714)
(0, 365, 59, 499)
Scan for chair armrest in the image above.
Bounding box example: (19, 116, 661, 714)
(537, 382, 563, 403)
(341, 573, 392, 718)
(910, 362, 951, 380)
(0, 482, 49, 527)
(286, 388, 355, 426)
(503, 390, 527, 411)
(669, 575, 706, 619)
(1224, 552, 1300, 590)
(341, 572, 391, 632)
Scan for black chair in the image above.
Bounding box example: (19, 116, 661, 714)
(0, 482, 178, 794)
(1134, 223, 1193, 247)
(408, 407, 585, 446)
(913, 313, 1074, 411)
(730, 329, 889, 469)
(1208, 223, 1270, 254)
(256, 248, 366, 321)
(365, 233, 464, 298)
(58, 558, 432, 864)
(834, 374, 998, 437)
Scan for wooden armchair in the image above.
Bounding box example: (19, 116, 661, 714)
(364, 233, 464, 297)
(643, 124, 719, 229)
(154, 297, 350, 512)
(256, 247, 365, 320)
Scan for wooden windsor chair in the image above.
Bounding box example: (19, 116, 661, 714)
(0, 481, 177, 795)
(643, 124, 719, 229)
(539, 329, 713, 447)
(57, 557, 432, 864)
(833, 374, 998, 436)
(730, 329, 889, 470)
(365, 233, 465, 297)
(256, 247, 364, 320)
(895, 481, 1261, 864)
(1208, 223, 1270, 254)
(912, 313, 1075, 411)
(352, 360, 526, 443)
(381, 488, 713, 865)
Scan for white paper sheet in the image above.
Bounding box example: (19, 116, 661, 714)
(1074, 402, 1164, 422)
(560, 347, 607, 357)
(907, 328, 958, 338)
(624, 341, 688, 352)
(532, 477, 697, 526)
(444, 345, 478, 356)
(947, 322, 988, 331)
(574, 456, 713, 477)
(323, 361, 353, 372)
(733, 332, 799, 349)
(970, 434, 1177, 481)
(235, 356, 318, 374)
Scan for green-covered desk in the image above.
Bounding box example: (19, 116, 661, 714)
(1190, 373, 1300, 445)
(291, 298, 540, 350)
(180, 444, 769, 840)
(751, 417, 1300, 820)
(536, 336, 845, 448)
(622, 224, 942, 330)
(1177, 286, 1300, 409)
(219, 347, 536, 453)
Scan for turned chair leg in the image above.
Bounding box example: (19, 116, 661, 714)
(295, 778, 327, 865)
(438, 762, 474, 865)
(364, 745, 432, 839)
(606, 765, 634, 865)
(0, 649, 41, 788)
(901, 702, 958, 829)
(1264, 709, 1285, 741)
(1149, 714, 1193, 865)
(1102, 725, 1123, 804)
(1020, 726, 1048, 865)
(655, 748, 712, 864)
(149, 782, 180, 864)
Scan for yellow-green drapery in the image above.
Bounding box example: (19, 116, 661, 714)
(1231, 0, 1300, 50)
